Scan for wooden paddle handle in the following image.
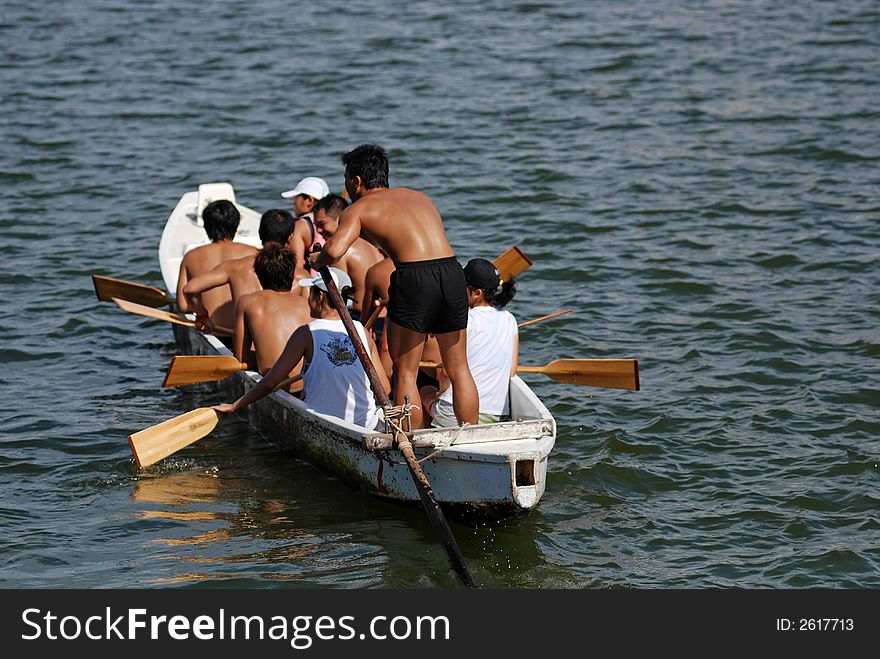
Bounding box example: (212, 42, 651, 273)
(518, 309, 572, 329)
(363, 299, 385, 331)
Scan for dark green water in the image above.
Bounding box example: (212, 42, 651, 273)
(1, 0, 877, 588)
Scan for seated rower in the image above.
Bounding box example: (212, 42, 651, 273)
(181, 209, 296, 327)
(213, 268, 390, 429)
(176, 200, 257, 341)
(421, 258, 518, 427)
(312, 194, 383, 320)
(234, 243, 311, 379)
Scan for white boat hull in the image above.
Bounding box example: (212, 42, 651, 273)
(160, 185, 557, 519)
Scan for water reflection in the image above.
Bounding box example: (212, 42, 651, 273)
(131, 468, 320, 585)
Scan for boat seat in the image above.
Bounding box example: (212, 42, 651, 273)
(194, 182, 236, 227)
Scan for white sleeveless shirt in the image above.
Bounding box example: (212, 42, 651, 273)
(439, 306, 517, 416)
(302, 318, 380, 429)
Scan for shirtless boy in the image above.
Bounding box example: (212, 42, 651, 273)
(312, 194, 383, 318)
(176, 200, 256, 338)
(180, 209, 295, 322)
(234, 243, 311, 378)
(310, 144, 477, 428)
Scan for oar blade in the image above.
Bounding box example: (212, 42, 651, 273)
(93, 275, 173, 307)
(539, 358, 640, 390)
(163, 355, 246, 387)
(493, 246, 532, 282)
(112, 297, 195, 328)
(129, 407, 220, 468)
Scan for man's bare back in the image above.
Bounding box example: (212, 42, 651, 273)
(310, 143, 477, 427)
(234, 289, 310, 375)
(322, 188, 455, 265)
(313, 203, 383, 315)
(177, 241, 257, 331)
(183, 253, 261, 310)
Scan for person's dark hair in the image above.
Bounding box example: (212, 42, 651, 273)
(483, 279, 517, 309)
(202, 200, 240, 242)
(342, 144, 389, 189)
(313, 194, 349, 219)
(258, 209, 295, 245)
(253, 243, 295, 291)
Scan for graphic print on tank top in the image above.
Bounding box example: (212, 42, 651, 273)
(320, 335, 358, 367)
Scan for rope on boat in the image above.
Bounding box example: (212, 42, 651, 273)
(414, 422, 469, 464)
(379, 398, 470, 464)
(380, 400, 418, 464)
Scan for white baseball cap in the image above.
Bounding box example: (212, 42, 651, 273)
(281, 176, 330, 200)
(298, 267, 352, 292)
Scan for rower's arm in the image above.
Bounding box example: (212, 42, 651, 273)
(176, 257, 191, 312)
(367, 332, 392, 395)
(289, 223, 309, 272)
(510, 331, 519, 378)
(182, 264, 229, 315)
(313, 207, 361, 269)
(234, 299, 256, 370)
(221, 326, 310, 414)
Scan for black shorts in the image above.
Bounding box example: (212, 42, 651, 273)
(388, 256, 468, 334)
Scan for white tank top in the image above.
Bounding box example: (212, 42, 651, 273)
(440, 306, 517, 416)
(302, 318, 380, 429)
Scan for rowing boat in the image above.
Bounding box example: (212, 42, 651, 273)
(157, 183, 557, 519)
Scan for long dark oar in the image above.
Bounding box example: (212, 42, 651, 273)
(420, 357, 640, 391)
(93, 275, 176, 307)
(319, 266, 477, 589)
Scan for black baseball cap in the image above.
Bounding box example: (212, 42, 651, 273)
(463, 258, 500, 291)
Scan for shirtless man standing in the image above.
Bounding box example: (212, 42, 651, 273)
(234, 243, 310, 377)
(312, 194, 383, 319)
(180, 209, 295, 321)
(310, 144, 478, 428)
(176, 200, 256, 339)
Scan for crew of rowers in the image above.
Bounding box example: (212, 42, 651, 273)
(176, 144, 518, 431)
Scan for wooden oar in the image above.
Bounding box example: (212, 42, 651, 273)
(93, 275, 175, 307)
(162, 355, 248, 387)
(162, 308, 576, 389)
(518, 358, 639, 390)
(493, 246, 532, 283)
(420, 358, 640, 391)
(129, 407, 221, 468)
(363, 298, 384, 331)
(129, 374, 303, 468)
(111, 297, 233, 336)
(319, 266, 476, 589)
(517, 309, 572, 329)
